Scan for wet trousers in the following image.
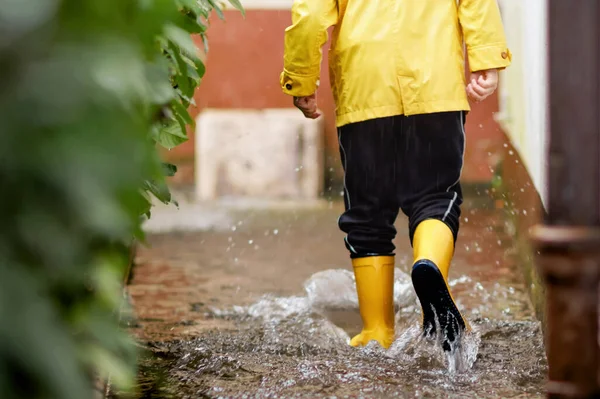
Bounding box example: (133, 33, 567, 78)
(337, 111, 466, 258)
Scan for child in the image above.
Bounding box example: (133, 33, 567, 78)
(281, 0, 511, 350)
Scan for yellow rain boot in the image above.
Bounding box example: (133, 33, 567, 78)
(411, 219, 469, 351)
(350, 256, 395, 349)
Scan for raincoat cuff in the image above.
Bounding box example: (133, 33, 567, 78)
(468, 45, 512, 72)
(280, 70, 320, 97)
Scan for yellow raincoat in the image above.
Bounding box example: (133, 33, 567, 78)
(280, 0, 512, 127)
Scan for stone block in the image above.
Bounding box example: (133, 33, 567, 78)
(195, 109, 324, 201)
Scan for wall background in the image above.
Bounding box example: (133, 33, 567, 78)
(165, 0, 514, 195)
(496, 0, 549, 207)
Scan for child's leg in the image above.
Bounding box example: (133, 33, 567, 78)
(397, 111, 468, 351)
(337, 116, 401, 349)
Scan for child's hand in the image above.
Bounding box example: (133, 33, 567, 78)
(466, 69, 499, 102)
(293, 94, 321, 119)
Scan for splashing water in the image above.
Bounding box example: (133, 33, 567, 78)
(209, 269, 480, 374)
(126, 204, 547, 398)
(131, 273, 545, 399)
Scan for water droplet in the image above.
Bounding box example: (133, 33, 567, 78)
(508, 150, 514, 155)
(273, 229, 279, 235)
(248, 239, 254, 244)
(231, 226, 237, 231)
(464, 217, 469, 223)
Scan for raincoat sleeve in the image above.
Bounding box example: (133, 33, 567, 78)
(280, 0, 338, 97)
(458, 0, 512, 72)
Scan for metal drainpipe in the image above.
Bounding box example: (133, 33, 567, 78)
(530, 1, 600, 398)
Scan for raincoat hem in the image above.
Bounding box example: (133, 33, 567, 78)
(335, 100, 470, 128)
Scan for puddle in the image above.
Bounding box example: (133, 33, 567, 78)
(118, 270, 546, 399)
(121, 204, 547, 398)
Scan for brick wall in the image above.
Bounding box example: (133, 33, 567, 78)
(165, 9, 506, 187)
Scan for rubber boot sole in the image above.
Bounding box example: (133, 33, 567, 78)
(411, 259, 466, 351)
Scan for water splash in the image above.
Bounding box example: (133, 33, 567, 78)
(304, 268, 416, 311)
(134, 269, 545, 399)
(210, 269, 479, 374)
(386, 322, 480, 374)
(304, 269, 357, 310)
(247, 295, 309, 321)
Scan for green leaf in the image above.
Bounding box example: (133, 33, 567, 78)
(145, 61, 176, 105)
(171, 98, 194, 126)
(164, 24, 200, 61)
(186, 63, 200, 83)
(138, 190, 153, 218)
(197, 2, 212, 18)
(173, 109, 190, 134)
(153, 121, 188, 150)
(175, 0, 203, 15)
(195, 58, 206, 78)
(143, 179, 171, 204)
(206, 0, 225, 19)
(161, 162, 177, 177)
(201, 33, 209, 53)
(227, 0, 245, 16)
(175, 73, 194, 99)
(170, 46, 193, 97)
(174, 12, 207, 34)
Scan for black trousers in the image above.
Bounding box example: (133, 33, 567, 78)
(337, 111, 466, 258)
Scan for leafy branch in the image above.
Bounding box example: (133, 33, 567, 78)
(141, 0, 245, 222)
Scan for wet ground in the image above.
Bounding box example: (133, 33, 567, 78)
(119, 197, 547, 398)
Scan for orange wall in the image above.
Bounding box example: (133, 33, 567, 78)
(166, 10, 505, 186)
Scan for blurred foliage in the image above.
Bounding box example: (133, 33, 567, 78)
(0, 1, 242, 399)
